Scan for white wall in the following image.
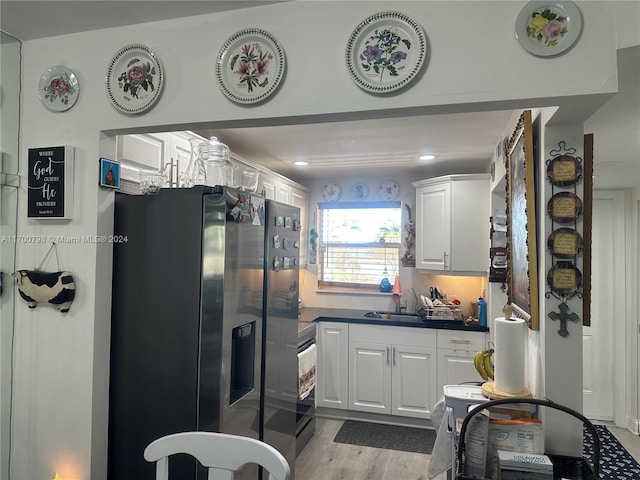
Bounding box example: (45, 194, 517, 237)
(10, 2, 639, 478)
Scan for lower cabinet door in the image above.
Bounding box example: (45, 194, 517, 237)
(349, 342, 391, 414)
(392, 345, 437, 418)
(317, 322, 349, 409)
(436, 349, 480, 397)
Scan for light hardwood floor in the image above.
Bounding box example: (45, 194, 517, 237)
(295, 418, 441, 480)
(295, 418, 639, 480)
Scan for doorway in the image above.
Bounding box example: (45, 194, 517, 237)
(583, 190, 626, 423)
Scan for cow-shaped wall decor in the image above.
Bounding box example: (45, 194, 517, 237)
(12, 270, 76, 313)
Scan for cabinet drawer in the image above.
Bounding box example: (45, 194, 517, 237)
(436, 329, 486, 351)
(349, 324, 436, 348)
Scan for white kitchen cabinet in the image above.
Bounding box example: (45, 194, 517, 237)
(412, 174, 490, 273)
(290, 188, 308, 265)
(436, 329, 487, 396)
(316, 322, 349, 410)
(260, 177, 291, 204)
(349, 324, 437, 419)
(116, 131, 200, 185)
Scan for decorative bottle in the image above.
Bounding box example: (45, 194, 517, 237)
(478, 297, 487, 327)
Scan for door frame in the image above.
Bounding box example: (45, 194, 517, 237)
(590, 189, 626, 426)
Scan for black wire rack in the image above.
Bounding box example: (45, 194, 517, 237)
(455, 397, 599, 480)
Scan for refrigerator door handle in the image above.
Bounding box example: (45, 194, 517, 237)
(386, 346, 390, 365)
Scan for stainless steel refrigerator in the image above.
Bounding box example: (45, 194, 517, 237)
(108, 186, 266, 480)
(260, 200, 301, 478)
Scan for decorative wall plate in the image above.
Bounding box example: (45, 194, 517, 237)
(351, 183, 369, 200)
(515, 1, 582, 57)
(377, 179, 399, 200)
(321, 182, 342, 202)
(546, 154, 582, 186)
(547, 191, 583, 223)
(346, 11, 426, 94)
(547, 261, 582, 296)
(216, 28, 286, 104)
(547, 228, 583, 258)
(106, 44, 163, 114)
(39, 66, 79, 112)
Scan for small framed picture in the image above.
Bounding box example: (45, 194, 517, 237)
(275, 216, 284, 227)
(284, 216, 292, 228)
(99, 158, 121, 189)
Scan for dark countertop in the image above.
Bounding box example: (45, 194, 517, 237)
(298, 307, 489, 332)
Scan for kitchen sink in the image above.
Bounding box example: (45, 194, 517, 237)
(363, 311, 423, 322)
(363, 311, 467, 329)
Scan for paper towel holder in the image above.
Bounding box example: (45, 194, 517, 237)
(502, 304, 532, 328)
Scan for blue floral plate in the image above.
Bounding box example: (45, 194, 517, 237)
(346, 11, 427, 94)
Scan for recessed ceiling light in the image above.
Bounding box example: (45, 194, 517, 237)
(294, 160, 310, 166)
(419, 154, 436, 161)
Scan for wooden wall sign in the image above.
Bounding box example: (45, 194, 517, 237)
(27, 146, 74, 219)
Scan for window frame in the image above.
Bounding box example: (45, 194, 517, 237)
(316, 201, 402, 292)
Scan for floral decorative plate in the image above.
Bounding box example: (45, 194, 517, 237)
(321, 182, 342, 202)
(352, 183, 369, 200)
(38, 66, 79, 112)
(216, 28, 286, 105)
(515, 1, 582, 57)
(346, 11, 427, 94)
(378, 179, 399, 200)
(106, 44, 164, 114)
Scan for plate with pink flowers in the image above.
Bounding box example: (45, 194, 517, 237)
(106, 44, 164, 114)
(38, 66, 79, 112)
(346, 11, 427, 94)
(216, 28, 286, 105)
(515, 1, 582, 57)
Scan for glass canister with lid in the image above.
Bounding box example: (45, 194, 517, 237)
(199, 136, 231, 186)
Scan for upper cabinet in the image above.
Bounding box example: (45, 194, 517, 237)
(412, 174, 490, 274)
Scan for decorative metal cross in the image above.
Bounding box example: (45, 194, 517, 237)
(548, 302, 580, 337)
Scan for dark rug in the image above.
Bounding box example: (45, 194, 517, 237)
(583, 424, 640, 479)
(333, 420, 436, 454)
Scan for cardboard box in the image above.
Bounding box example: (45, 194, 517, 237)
(498, 450, 553, 473)
(499, 470, 553, 480)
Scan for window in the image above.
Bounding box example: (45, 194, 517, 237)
(318, 202, 402, 291)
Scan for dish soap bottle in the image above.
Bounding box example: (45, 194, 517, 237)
(478, 297, 487, 327)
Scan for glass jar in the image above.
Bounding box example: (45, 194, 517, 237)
(181, 137, 206, 187)
(199, 136, 231, 187)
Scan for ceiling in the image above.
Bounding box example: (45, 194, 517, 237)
(2, 1, 637, 188)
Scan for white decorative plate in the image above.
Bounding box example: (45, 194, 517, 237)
(216, 28, 286, 104)
(352, 183, 369, 200)
(38, 66, 79, 112)
(106, 44, 164, 114)
(515, 1, 582, 57)
(321, 182, 342, 202)
(378, 179, 399, 200)
(346, 11, 427, 94)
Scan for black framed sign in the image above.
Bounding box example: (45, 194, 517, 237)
(27, 146, 74, 219)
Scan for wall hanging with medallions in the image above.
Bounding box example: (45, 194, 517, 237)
(544, 140, 591, 336)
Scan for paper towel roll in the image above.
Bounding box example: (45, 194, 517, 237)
(494, 317, 526, 394)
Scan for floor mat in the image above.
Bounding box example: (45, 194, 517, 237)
(333, 420, 436, 454)
(583, 424, 640, 479)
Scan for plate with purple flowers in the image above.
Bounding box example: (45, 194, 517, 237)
(38, 66, 79, 112)
(515, 1, 582, 57)
(216, 28, 286, 105)
(346, 11, 426, 94)
(106, 44, 164, 114)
